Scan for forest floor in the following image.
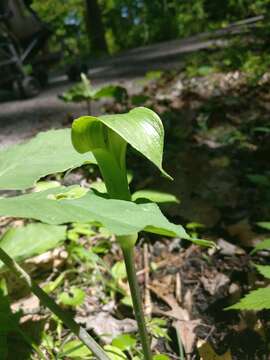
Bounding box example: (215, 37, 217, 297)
(1, 41, 270, 359)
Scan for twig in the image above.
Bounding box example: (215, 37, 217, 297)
(143, 243, 152, 316)
(175, 272, 182, 304)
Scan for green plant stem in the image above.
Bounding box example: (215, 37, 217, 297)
(86, 99, 91, 115)
(0, 247, 110, 360)
(122, 245, 153, 360)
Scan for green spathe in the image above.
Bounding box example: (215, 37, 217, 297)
(72, 107, 171, 181)
(72, 115, 130, 200)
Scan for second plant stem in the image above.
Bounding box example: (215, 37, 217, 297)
(122, 245, 153, 360)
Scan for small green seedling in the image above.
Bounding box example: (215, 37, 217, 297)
(59, 73, 128, 114)
(186, 222, 205, 239)
(0, 107, 213, 359)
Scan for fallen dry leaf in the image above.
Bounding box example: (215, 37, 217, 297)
(149, 284, 201, 355)
(11, 295, 40, 314)
(217, 238, 245, 256)
(201, 272, 230, 296)
(183, 288, 193, 314)
(227, 220, 262, 247)
(149, 284, 189, 321)
(197, 339, 232, 360)
(25, 247, 68, 273)
(76, 312, 137, 343)
(174, 319, 201, 355)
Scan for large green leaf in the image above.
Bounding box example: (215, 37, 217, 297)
(0, 129, 96, 190)
(0, 223, 67, 270)
(0, 187, 211, 246)
(72, 107, 171, 179)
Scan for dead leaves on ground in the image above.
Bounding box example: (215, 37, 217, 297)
(198, 339, 232, 360)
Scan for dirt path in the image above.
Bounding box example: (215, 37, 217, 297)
(0, 36, 222, 149)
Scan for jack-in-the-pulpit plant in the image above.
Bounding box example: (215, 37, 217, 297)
(0, 107, 212, 359)
(70, 107, 208, 359)
(71, 107, 170, 359)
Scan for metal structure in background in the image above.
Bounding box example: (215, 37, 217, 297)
(0, 0, 87, 99)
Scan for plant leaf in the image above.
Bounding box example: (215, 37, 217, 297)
(111, 261, 127, 280)
(251, 238, 270, 254)
(132, 190, 179, 204)
(58, 287, 85, 307)
(153, 355, 171, 360)
(111, 334, 136, 351)
(255, 264, 270, 279)
(94, 85, 128, 102)
(59, 73, 96, 102)
(227, 287, 270, 310)
(72, 107, 171, 179)
(104, 345, 127, 360)
(256, 222, 270, 230)
(62, 339, 92, 358)
(0, 223, 66, 270)
(0, 187, 213, 246)
(60, 76, 127, 104)
(0, 129, 96, 190)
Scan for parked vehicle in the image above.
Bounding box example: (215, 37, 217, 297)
(0, 0, 87, 99)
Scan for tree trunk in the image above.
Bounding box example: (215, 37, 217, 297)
(85, 0, 107, 53)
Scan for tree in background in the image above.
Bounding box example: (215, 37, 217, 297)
(31, 0, 89, 58)
(31, 0, 270, 55)
(85, 0, 108, 53)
